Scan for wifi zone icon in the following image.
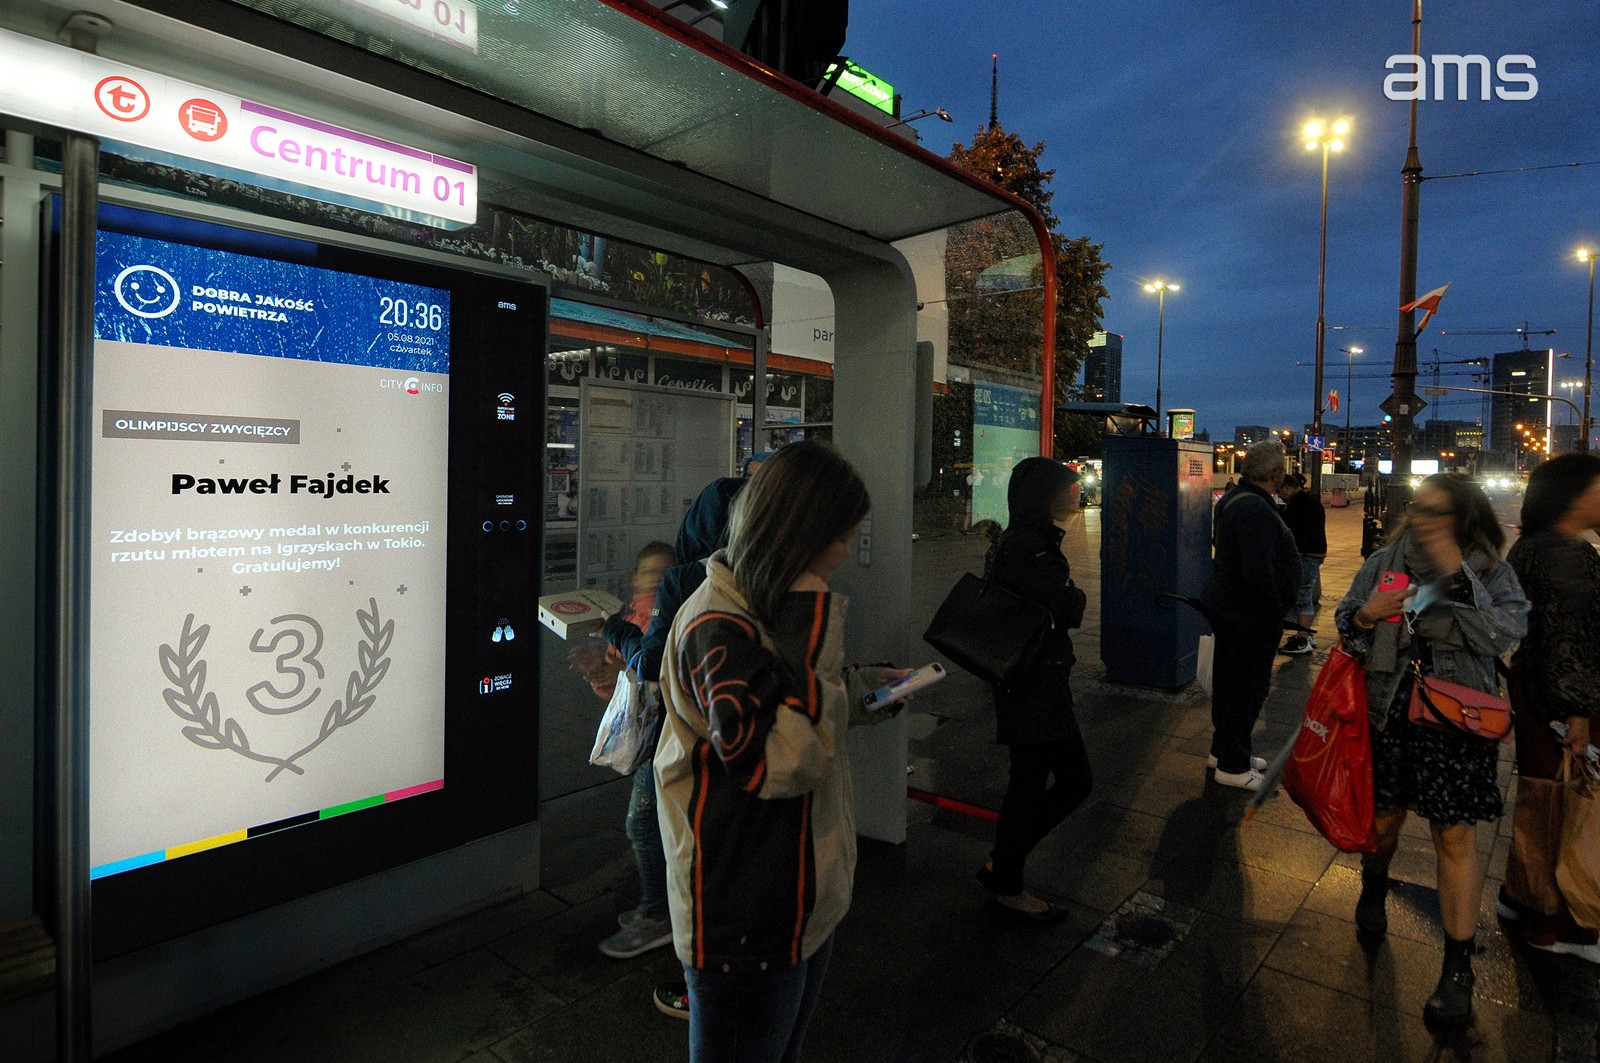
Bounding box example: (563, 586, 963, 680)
(496, 393, 516, 422)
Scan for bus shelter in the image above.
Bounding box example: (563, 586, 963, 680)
(0, 0, 1054, 1056)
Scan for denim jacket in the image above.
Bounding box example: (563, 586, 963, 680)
(1334, 541, 1529, 729)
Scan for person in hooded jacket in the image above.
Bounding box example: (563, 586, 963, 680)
(974, 457, 1091, 921)
(597, 476, 745, 1017)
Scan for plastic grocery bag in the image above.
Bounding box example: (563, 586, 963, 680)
(589, 670, 661, 775)
(1282, 643, 1378, 853)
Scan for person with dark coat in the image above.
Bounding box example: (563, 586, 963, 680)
(1201, 441, 1301, 789)
(1277, 472, 1327, 655)
(1504, 453, 1600, 963)
(974, 457, 1091, 920)
(598, 476, 744, 1018)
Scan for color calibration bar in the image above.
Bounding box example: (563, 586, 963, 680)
(90, 778, 443, 880)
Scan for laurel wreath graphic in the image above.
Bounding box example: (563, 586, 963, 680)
(160, 599, 394, 782)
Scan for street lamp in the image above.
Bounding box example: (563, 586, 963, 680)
(1579, 248, 1596, 451)
(1560, 379, 1584, 448)
(1144, 280, 1179, 434)
(1305, 117, 1350, 494)
(1340, 345, 1363, 470)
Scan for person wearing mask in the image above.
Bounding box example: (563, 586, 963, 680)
(973, 458, 1090, 921)
(1503, 453, 1600, 963)
(597, 477, 745, 1018)
(1335, 474, 1529, 1026)
(1202, 441, 1301, 790)
(1277, 472, 1328, 656)
(654, 441, 904, 1063)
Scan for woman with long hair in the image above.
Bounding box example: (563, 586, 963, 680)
(975, 457, 1091, 920)
(1334, 473, 1529, 1026)
(654, 441, 905, 1063)
(1502, 453, 1600, 962)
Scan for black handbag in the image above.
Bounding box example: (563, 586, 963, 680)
(923, 572, 1054, 688)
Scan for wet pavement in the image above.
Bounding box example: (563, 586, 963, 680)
(104, 491, 1598, 1063)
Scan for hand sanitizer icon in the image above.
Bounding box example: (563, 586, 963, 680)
(491, 619, 516, 643)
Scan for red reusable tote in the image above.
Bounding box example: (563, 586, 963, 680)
(1283, 644, 1378, 853)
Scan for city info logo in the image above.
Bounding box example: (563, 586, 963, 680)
(1384, 54, 1538, 101)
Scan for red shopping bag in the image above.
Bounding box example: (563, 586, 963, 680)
(1282, 644, 1378, 853)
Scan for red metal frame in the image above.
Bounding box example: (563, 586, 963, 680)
(599, 0, 1058, 455)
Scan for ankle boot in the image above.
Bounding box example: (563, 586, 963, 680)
(1423, 935, 1476, 1026)
(1355, 865, 1389, 936)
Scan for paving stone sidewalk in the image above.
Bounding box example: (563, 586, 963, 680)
(105, 495, 1598, 1063)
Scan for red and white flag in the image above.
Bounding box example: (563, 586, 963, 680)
(1400, 283, 1451, 314)
(1401, 282, 1451, 337)
(1327, 389, 1339, 413)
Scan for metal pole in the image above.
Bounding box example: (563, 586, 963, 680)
(1155, 289, 1165, 436)
(1389, 0, 1423, 532)
(56, 129, 98, 1063)
(1312, 142, 1329, 494)
(1584, 256, 1595, 451)
(1345, 349, 1353, 469)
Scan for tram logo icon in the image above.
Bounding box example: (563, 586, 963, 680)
(113, 264, 182, 319)
(94, 75, 150, 123)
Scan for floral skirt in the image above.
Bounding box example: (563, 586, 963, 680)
(1371, 687, 1505, 825)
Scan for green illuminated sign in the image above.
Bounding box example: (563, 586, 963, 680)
(826, 61, 895, 114)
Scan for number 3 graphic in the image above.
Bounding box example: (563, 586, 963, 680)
(246, 614, 326, 715)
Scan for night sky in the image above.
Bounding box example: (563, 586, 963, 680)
(846, 1, 1599, 442)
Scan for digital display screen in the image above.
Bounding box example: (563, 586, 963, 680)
(90, 229, 453, 878)
(61, 203, 545, 958)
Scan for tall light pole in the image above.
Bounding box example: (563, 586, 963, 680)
(1340, 344, 1363, 470)
(1144, 280, 1179, 435)
(1560, 379, 1583, 449)
(1580, 248, 1596, 451)
(1304, 116, 1350, 495)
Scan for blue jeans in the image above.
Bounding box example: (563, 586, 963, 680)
(627, 762, 669, 918)
(684, 935, 833, 1063)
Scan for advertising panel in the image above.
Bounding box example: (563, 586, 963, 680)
(90, 228, 453, 878)
(69, 205, 544, 957)
(970, 379, 1042, 525)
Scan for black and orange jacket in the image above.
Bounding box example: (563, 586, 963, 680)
(655, 552, 892, 973)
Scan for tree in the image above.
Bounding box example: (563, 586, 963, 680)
(946, 125, 1110, 458)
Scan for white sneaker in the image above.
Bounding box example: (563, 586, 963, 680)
(1213, 767, 1266, 791)
(1208, 755, 1268, 772)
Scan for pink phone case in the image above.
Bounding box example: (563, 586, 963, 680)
(1378, 571, 1409, 621)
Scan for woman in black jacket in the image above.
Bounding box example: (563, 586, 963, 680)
(976, 458, 1092, 920)
(1503, 453, 1600, 963)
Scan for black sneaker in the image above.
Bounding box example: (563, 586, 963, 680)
(653, 981, 689, 1020)
(1279, 635, 1314, 656)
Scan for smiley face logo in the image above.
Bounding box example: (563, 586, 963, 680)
(113, 264, 181, 319)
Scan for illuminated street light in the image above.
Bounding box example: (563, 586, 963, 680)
(1304, 116, 1351, 494)
(1579, 249, 1596, 450)
(1143, 280, 1179, 435)
(1339, 345, 1363, 469)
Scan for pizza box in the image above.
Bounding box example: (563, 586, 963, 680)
(537, 588, 624, 639)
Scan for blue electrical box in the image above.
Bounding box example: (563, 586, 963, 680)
(1100, 436, 1214, 688)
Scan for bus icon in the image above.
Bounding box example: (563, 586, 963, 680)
(179, 99, 228, 142)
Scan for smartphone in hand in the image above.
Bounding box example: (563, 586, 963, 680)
(862, 663, 946, 710)
(1377, 571, 1410, 622)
